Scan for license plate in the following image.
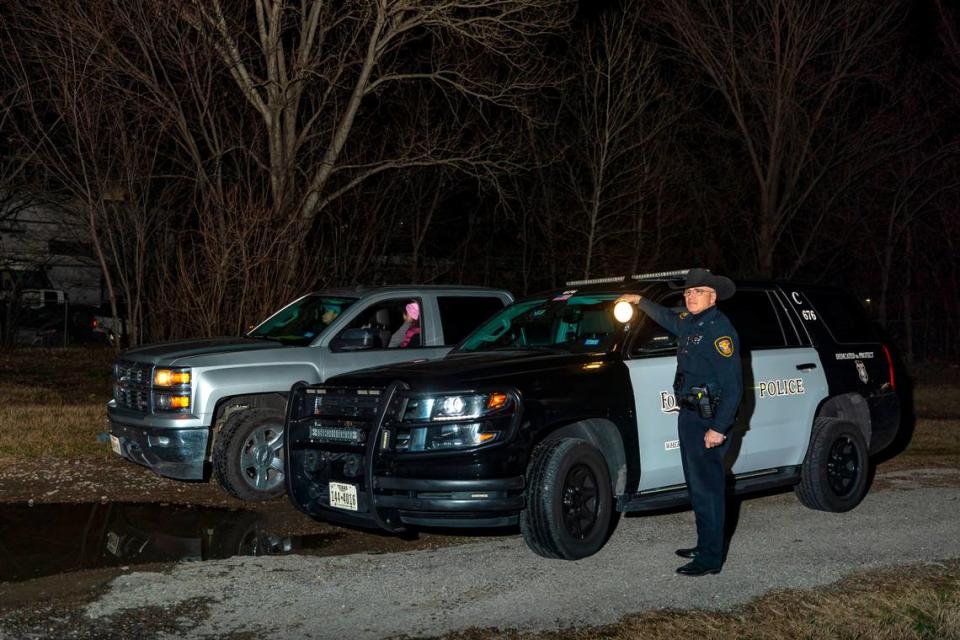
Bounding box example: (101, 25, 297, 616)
(110, 435, 122, 456)
(329, 481, 358, 511)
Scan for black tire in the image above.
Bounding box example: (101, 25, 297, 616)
(212, 408, 286, 501)
(795, 418, 869, 512)
(520, 438, 613, 560)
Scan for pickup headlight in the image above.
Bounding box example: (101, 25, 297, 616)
(152, 367, 192, 413)
(394, 391, 515, 453)
(154, 368, 191, 386)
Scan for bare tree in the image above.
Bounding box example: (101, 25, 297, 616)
(562, 8, 679, 279)
(175, 0, 573, 273)
(658, 0, 902, 276)
(5, 0, 571, 338)
(4, 10, 181, 347)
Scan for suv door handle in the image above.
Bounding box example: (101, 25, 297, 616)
(796, 363, 817, 371)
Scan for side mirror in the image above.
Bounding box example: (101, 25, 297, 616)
(330, 327, 381, 352)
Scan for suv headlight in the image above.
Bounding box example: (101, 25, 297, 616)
(394, 391, 515, 453)
(402, 392, 510, 422)
(152, 367, 192, 413)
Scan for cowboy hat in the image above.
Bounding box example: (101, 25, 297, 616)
(670, 268, 736, 300)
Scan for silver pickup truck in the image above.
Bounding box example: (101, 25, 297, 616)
(107, 285, 512, 501)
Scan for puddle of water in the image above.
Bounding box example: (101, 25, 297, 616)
(0, 502, 343, 583)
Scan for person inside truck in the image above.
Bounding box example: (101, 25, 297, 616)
(389, 301, 421, 348)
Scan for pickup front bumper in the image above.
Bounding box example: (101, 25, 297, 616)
(109, 420, 209, 480)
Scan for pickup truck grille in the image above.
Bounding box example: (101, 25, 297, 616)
(113, 361, 152, 412)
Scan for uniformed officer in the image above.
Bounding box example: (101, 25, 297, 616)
(619, 268, 742, 576)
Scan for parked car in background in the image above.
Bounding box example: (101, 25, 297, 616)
(93, 302, 129, 346)
(32, 304, 106, 346)
(7, 289, 107, 346)
(107, 285, 513, 501)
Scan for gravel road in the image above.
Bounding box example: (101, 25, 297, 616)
(80, 483, 960, 640)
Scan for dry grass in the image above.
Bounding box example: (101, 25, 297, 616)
(0, 403, 109, 462)
(877, 418, 960, 475)
(442, 561, 960, 640)
(911, 362, 960, 420)
(0, 347, 114, 463)
(0, 346, 114, 403)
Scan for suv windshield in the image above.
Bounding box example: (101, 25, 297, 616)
(248, 295, 357, 346)
(457, 293, 622, 354)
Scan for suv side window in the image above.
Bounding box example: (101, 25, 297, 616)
(333, 298, 422, 350)
(630, 292, 684, 355)
(804, 290, 877, 344)
(717, 290, 788, 350)
(437, 296, 506, 346)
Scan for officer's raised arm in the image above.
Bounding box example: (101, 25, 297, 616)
(616, 294, 684, 336)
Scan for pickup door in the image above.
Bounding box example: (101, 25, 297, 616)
(318, 293, 509, 381)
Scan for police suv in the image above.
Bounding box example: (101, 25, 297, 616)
(284, 271, 902, 559)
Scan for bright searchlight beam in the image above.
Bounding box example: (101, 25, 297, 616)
(613, 300, 635, 323)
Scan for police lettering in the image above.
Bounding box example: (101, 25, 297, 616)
(757, 378, 806, 398)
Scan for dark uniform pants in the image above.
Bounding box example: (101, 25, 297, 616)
(678, 407, 730, 569)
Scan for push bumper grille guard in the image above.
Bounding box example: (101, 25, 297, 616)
(285, 382, 525, 531)
(285, 381, 407, 532)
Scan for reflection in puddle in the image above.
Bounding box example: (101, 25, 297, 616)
(0, 502, 343, 582)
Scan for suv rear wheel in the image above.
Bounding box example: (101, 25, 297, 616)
(212, 408, 286, 501)
(520, 438, 613, 560)
(795, 417, 869, 512)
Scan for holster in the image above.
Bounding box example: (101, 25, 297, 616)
(680, 384, 719, 420)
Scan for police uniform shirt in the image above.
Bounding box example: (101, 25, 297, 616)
(637, 298, 743, 433)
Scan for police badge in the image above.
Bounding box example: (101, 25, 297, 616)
(714, 336, 734, 357)
(855, 359, 869, 384)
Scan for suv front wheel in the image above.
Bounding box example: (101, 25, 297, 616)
(795, 417, 869, 512)
(520, 438, 613, 560)
(212, 408, 286, 501)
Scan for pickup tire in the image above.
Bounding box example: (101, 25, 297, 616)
(520, 438, 613, 560)
(212, 408, 286, 501)
(795, 418, 869, 512)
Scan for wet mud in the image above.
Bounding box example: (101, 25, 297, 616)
(0, 502, 347, 582)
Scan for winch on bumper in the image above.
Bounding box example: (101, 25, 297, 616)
(284, 382, 526, 530)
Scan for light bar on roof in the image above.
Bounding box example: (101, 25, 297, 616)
(630, 269, 692, 280)
(565, 269, 695, 287)
(564, 276, 627, 286)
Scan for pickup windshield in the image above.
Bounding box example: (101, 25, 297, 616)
(457, 293, 623, 354)
(247, 295, 357, 346)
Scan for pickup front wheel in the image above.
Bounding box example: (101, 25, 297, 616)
(212, 408, 286, 501)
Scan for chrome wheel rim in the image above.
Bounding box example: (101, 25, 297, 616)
(239, 424, 284, 491)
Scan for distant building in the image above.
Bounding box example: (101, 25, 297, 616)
(0, 200, 102, 305)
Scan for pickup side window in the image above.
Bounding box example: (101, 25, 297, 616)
(718, 290, 788, 350)
(437, 296, 506, 346)
(332, 297, 422, 351)
(804, 291, 877, 344)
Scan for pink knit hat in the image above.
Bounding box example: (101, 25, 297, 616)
(405, 302, 420, 321)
